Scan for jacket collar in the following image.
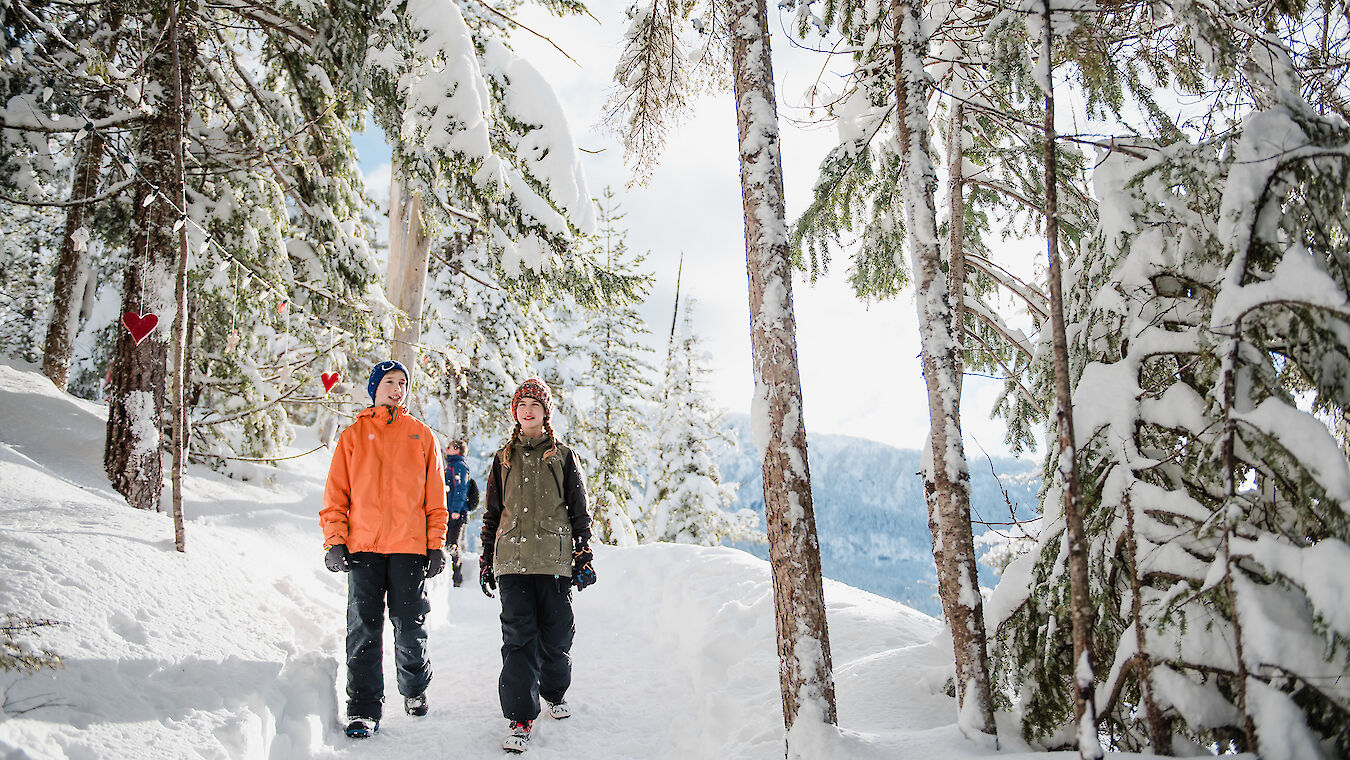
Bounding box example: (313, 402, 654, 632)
(361, 404, 404, 425)
(520, 435, 549, 451)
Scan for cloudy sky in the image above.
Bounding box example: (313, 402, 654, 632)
(352, 0, 1044, 460)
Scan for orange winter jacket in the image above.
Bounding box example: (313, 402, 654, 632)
(320, 405, 448, 555)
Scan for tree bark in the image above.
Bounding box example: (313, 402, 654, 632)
(894, 0, 998, 740)
(1123, 493, 1171, 752)
(728, 0, 837, 739)
(167, 0, 195, 552)
(1039, 3, 1101, 756)
(42, 9, 122, 392)
(105, 15, 186, 511)
(42, 132, 104, 391)
(387, 173, 432, 374)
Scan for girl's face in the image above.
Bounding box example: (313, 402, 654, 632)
(374, 370, 407, 408)
(515, 397, 546, 436)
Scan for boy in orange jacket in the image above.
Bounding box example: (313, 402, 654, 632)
(320, 359, 449, 738)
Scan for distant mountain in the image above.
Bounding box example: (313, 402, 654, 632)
(717, 414, 1041, 617)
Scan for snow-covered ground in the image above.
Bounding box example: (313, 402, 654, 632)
(0, 358, 1092, 759)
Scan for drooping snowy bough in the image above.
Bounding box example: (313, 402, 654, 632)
(991, 104, 1350, 757)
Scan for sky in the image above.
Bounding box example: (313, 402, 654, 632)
(350, 0, 1043, 461)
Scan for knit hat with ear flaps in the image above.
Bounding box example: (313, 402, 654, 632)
(367, 359, 410, 403)
(511, 378, 552, 422)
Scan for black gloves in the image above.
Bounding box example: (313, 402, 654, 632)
(426, 548, 445, 578)
(572, 537, 595, 591)
(325, 544, 350, 572)
(479, 553, 497, 598)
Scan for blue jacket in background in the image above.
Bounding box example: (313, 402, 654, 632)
(445, 453, 470, 514)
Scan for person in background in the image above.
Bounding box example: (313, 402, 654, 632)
(480, 377, 596, 753)
(443, 439, 479, 587)
(320, 359, 448, 738)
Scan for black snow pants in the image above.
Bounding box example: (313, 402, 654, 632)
(497, 574, 575, 722)
(346, 552, 432, 720)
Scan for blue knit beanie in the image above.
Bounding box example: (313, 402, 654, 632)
(367, 359, 410, 402)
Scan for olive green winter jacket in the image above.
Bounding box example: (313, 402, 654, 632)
(481, 435, 592, 576)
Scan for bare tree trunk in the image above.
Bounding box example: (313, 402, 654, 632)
(728, 0, 837, 741)
(1038, 4, 1101, 756)
(895, 0, 997, 740)
(167, 0, 195, 552)
(388, 173, 432, 371)
(42, 130, 105, 391)
(105, 16, 184, 511)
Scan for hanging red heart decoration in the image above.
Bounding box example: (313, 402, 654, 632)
(321, 372, 340, 393)
(122, 312, 159, 345)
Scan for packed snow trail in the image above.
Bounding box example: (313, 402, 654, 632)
(0, 358, 1099, 759)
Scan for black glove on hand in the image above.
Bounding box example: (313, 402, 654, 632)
(479, 553, 496, 598)
(572, 537, 596, 591)
(426, 548, 445, 578)
(324, 544, 350, 573)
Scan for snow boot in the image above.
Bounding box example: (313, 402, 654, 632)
(345, 716, 379, 738)
(502, 720, 532, 753)
(545, 699, 571, 719)
(405, 693, 428, 717)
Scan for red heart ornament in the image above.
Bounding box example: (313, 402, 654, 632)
(321, 372, 340, 393)
(122, 312, 159, 346)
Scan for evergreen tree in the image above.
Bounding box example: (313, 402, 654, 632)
(643, 304, 756, 546)
(578, 188, 652, 547)
(991, 68, 1350, 760)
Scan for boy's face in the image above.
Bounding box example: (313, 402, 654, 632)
(373, 369, 408, 408)
(446, 443, 462, 456)
(515, 397, 545, 434)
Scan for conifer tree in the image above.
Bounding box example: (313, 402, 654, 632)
(644, 304, 756, 546)
(990, 4, 1350, 751)
(578, 188, 651, 546)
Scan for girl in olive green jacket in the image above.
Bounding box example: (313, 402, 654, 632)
(479, 378, 595, 753)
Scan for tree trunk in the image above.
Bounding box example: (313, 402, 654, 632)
(894, 0, 998, 740)
(42, 128, 106, 391)
(387, 173, 432, 372)
(1123, 493, 1171, 752)
(728, 0, 838, 740)
(167, 0, 194, 552)
(105, 15, 186, 511)
(1039, 4, 1101, 756)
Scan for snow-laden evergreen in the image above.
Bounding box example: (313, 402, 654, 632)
(575, 190, 653, 547)
(642, 304, 758, 546)
(991, 103, 1350, 756)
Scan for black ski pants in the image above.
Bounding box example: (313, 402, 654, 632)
(497, 574, 574, 722)
(346, 552, 431, 720)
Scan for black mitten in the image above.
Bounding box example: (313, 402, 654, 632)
(426, 548, 445, 578)
(479, 553, 497, 598)
(324, 544, 350, 572)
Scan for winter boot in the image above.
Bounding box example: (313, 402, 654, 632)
(502, 720, 532, 753)
(404, 693, 428, 717)
(545, 699, 571, 719)
(345, 716, 379, 738)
